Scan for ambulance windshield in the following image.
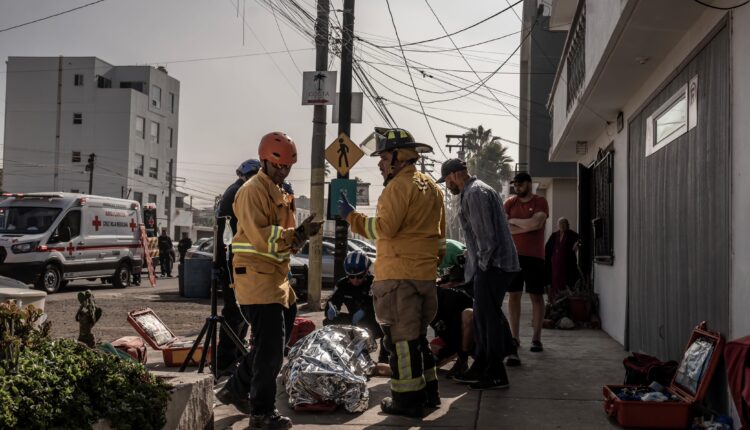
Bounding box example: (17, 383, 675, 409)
(0, 206, 61, 234)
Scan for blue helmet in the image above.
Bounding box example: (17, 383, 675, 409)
(237, 159, 261, 177)
(344, 250, 371, 276)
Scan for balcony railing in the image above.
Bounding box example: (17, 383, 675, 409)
(566, 2, 586, 113)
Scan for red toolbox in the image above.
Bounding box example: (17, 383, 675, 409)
(127, 308, 211, 367)
(603, 321, 725, 429)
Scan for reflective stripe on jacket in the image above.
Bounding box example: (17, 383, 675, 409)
(231, 170, 297, 307)
(347, 165, 446, 281)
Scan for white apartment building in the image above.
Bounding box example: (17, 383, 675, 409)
(2, 56, 192, 238)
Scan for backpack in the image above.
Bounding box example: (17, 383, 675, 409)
(288, 317, 316, 347)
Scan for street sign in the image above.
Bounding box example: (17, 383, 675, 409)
(302, 71, 337, 105)
(356, 182, 370, 206)
(325, 132, 365, 176)
(332, 92, 363, 124)
(327, 178, 357, 220)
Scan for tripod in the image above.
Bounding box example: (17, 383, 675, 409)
(179, 217, 247, 376)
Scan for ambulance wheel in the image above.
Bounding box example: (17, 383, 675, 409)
(113, 262, 132, 289)
(37, 264, 62, 294)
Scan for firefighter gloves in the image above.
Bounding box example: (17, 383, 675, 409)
(294, 214, 323, 248)
(338, 191, 355, 220)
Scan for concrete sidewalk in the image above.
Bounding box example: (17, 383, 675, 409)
(213, 296, 627, 430)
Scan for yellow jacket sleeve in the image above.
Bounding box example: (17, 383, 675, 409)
(234, 184, 296, 254)
(347, 184, 408, 240)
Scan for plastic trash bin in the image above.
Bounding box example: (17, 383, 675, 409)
(183, 259, 211, 299)
(0, 285, 47, 312)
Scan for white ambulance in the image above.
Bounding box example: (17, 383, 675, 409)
(0, 193, 145, 293)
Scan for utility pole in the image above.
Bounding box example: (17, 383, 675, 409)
(334, 0, 355, 286)
(308, 0, 330, 311)
(446, 134, 468, 160)
(167, 159, 174, 238)
(85, 153, 96, 194)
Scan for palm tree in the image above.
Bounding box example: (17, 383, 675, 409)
(463, 125, 515, 191)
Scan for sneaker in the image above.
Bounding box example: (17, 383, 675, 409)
(530, 340, 544, 352)
(452, 362, 483, 384)
(469, 378, 510, 390)
(446, 357, 468, 379)
(250, 410, 293, 430)
(506, 338, 521, 367)
(215, 386, 252, 414)
(380, 397, 425, 418)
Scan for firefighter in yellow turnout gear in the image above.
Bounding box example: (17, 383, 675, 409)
(339, 127, 446, 418)
(217, 132, 322, 430)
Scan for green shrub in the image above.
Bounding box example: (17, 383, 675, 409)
(0, 302, 170, 429)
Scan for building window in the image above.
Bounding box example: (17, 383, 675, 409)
(120, 81, 145, 93)
(148, 194, 157, 204)
(151, 85, 162, 109)
(74, 74, 84, 86)
(150, 121, 160, 144)
(175, 196, 184, 209)
(592, 151, 614, 264)
(135, 116, 145, 139)
(73, 113, 83, 125)
(134, 154, 144, 176)
(72, 151, 81, 163)
(566, 2, 586, 113)
(96, 75, 112, 88)
(645, 76, 698, 157)
(168, 127, 174, 148)
(149, 158, 159, 179)
(169, 92, 175, 113)
(133, 191, 143, 205)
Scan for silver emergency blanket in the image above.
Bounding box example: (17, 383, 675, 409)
(675, 338, 715, 394)
(282, 325, 377, 413)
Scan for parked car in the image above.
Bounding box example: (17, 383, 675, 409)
(184, 238, 309, 301)
(321, 236, 376, 260)
(349, 238, 376, 257)
(190, 237, 211, 250)
(0, 193, 144, 293)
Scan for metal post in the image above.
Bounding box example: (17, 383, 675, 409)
(307, 0, 330, 311)
(167, 159, 173, 238)
(334, 0, 355, 285)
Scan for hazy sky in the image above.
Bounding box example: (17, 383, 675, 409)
(0, 0, 524, 207)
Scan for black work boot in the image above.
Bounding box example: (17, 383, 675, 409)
(380, 396, 425, 418)
(250, 410, 293, 430)
(215, 386, 252, 414)
(425, 383, 441, 409)
(446, 356, 469, 379)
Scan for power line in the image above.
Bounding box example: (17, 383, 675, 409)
(692, 0, 749, 9)
(372, 0, 523, 49)
(384, 0, 447, 159)
(0, 0, 108, 33)
(423, 0, 519, 120)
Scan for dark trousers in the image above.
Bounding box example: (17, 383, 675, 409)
(473, 266, 516, 380)
(217, 282, 250, 370)
(226, 303, 294, 415)
(159, 253, 172, 276)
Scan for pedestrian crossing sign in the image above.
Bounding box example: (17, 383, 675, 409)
(325, 132, 364, 176)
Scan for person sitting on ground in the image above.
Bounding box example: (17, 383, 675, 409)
(324, 250, 389, 364)
(431, 240, 475, 377)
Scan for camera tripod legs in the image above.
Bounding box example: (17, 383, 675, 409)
(179, 314, 247, 376)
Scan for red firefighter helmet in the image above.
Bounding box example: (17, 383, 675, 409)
(258, 132, 298, 165)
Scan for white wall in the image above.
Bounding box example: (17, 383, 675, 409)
(574, 9, 725, 346)
(731, 6, 750, 340)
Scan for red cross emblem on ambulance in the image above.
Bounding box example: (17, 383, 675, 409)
(66, 242, 75, 256)
(92, 216, 102, 231)
(129, 219, 137, 232)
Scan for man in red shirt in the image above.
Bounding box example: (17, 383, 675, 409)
(504, 172, 549, 366)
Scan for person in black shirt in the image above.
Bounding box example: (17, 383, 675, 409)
(216, 159, 261, 375)
(325, 250, 388, 363)
(177, 232, 192, 265)
(157, 229, 173, 277)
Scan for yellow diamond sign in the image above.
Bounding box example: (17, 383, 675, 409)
(325, 132, 364, 176)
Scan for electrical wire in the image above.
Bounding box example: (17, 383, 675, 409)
(383, 0, 448, 159)
(372, 0, 523, 49)
(423, 0, 519, 120)
(692, 0, 750, 9)
(0, 0, 108, 33)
